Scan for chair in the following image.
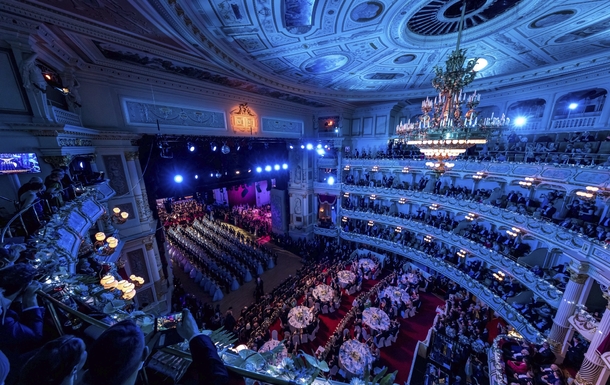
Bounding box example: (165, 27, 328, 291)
(362, 328, 369, 340)
(385, 336, 393, 347)
(300, 332, 308, 344)
(375, 337, 385, 349)
(322, 305, 329, 314)
(308, 298, 315, 307)
(271, 329, 278, 340)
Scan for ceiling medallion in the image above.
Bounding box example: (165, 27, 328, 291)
(303, 55, 349, 74)
(397, 0, 510, 171)
(350, 2, 385, 23)
(407, 0, 525, 36)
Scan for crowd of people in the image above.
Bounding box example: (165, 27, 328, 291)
(344, 129, 610, 167)
(212, 204, 273, 237)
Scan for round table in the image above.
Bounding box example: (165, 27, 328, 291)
(339, 339, 373, 376)
(337, 270, 356, 288)
(312, 284, 334, 303)
(380, 286, 405, 305)
(362, 307, 390, 331)
(288, 306, 313, 329)
(401, 273, 420, 285)
(259, 339, 288, 363)
(358, 258, 376, 272)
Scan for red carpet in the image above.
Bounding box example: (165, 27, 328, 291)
(377, 292, 445, 385)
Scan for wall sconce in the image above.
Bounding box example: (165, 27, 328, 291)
(457, 249, 467, 258)
(94, 232, 120, 256)
(424, 235, 433, 243)
(398, 198, 407, 204)
(111, 207, 129, 224)
(342, 217, 348, 223)
(472, 172, 486, 180)
(518, 177, 537, 188)
(367, 220, 374, 226)
(506, 227, 522, 237)
(129, 274, 145, 287)
(395, 226, 402, 233)
(429, 203, 439, 211)
(402, 167, 409, 173)
(370, 195, 377, 200)
(576, 190, 595, 199)
(100, 275, 118, 289)
(344, 165, 350, 171)
(492, 271, 506, 282)
(465, 213, 477, 221)
(372, 166, 379, 172)
(343, 192, 350, 198)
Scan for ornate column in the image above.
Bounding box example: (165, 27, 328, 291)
(124, 152, 151, 222)
(547, 267, 588, 355)
(575, 293, 610, 385)
(145, 242, 161, 282)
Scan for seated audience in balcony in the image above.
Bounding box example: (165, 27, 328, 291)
(18, 335, 87, 385)
(0, 263, 45, 383)
(59, 166, 77, 201)
(43, 169, 65, 210)
(18, 181, 46, 234)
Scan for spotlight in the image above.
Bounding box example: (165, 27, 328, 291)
(289, 144, 294, 149)
(306, 143, 313, 150)
(265, 165, 272, 172)
(301, 144, 305, 149)
(210, 142, 217, 151)
(317, 148, 325, 156)
(569, 103, 578, 110)
(282, 163, 288, 170)
(328, 176, 335, 185)
(221, 144, 230, 154)
(316, 144, 322, 149)
(274, 164, 280, 171)
(187, 142, 195, 152)
(195, 175, 199, 179)
(514, 116, 527, 127)
(236, 143, 241, 151)
(174, 175, 183, 183)
(256, 167, 262, 173)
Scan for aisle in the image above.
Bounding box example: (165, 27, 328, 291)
(377, 292, 445, 385)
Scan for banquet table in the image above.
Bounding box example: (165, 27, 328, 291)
(401, 273, 419, 285)
(358, 258, 376, 272)
(312, 284, 334, 303)
(362, 307, 390, 331)
(337, 270, 356, 288)
(288, 306, 314, 329)
(380, 286, 406, 305)
(259, 339, 288, 363)
(339, 339, 373, 376)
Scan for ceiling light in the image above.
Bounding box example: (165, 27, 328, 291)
(472, 58, 488, 71)
(569, 103, 578, 110)
(187, 142, 195, 152)
(174, 175, 183, 183)
(210, 142, 217, 151)
(282, 163, 288, 169)
(265, 165, 272, 172)
(514, 116, 527, 127)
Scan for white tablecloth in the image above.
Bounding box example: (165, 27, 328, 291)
(259, 339, 287, 364)
(401, 273, 420, 285)
(358, 258, 377, 272)
(380, 286, 406, 305)
(339, 340, 373, 376)
(288, 306, 313, 329)
(338, 270, 356, 288)
(312, 284, 334, 303)
(362, 307, 390, 331)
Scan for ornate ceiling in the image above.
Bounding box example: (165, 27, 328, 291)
(3, 0, 610, 107)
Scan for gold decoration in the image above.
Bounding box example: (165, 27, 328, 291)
(42, 155, 74, 168)
(145, 243, 154, 251)
(569, 272, 588, 284)
(124, 152, 139, 161)
(230, 103, 258, 134)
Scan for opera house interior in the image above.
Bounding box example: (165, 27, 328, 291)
(1, 0, 610, 384)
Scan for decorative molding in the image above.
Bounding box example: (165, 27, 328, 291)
(123, 99, 226, 130)
(145, 243, 154, 251)
(230, 103, 257, 134)
(261, 117, 303, 134)
(340, 230, 545, 343)
(101, 155, 129, 195)
(42, 155, 73, 168)
(57, 137, 93, 147)
(340, 208, 563, 308)
(124, 151, 139, 161)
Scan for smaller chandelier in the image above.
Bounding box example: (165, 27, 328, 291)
(94, 232, 120, 256)
(472, 172, 486, 180)
(425, 160, 455, 175)
(465, 213, 476, 221)
(506, 227, 522, 237)
(457, 249, 467, 258)
(424, 235, 433, 243)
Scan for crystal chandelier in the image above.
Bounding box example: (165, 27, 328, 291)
(397, 0, 509, 161)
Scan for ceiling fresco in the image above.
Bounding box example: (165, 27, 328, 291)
(6, 0, 610, 106)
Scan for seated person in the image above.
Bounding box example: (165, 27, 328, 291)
(533, 341, 556, 366)
(0, 263, 45, 378)
(18, 335, 87, 385)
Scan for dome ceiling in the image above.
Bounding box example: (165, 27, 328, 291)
(5, 0, 610, 107)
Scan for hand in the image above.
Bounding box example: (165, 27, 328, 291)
(177, 309, 200, 341)
(22, 281, 41, 299)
